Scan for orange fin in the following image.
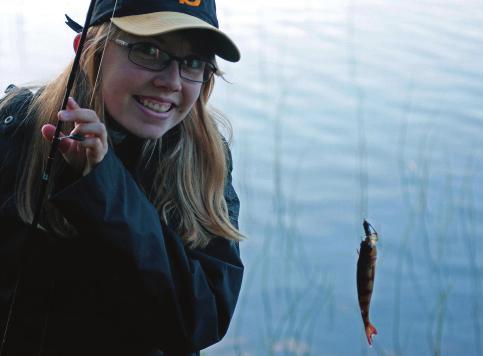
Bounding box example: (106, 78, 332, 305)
(365, 322, 377, 345)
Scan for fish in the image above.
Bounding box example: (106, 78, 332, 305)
(357, 219, 378, 345)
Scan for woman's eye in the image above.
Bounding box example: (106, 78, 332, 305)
(139, 44, 159, 57)
(133, 44, 171, 66)
(184, 58, 205, 70)
(135, 44, 168, 61)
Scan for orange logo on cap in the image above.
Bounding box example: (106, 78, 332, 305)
(179, 0, 201, 6)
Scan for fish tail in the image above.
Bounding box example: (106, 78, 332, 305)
(365, 322, 377, 345)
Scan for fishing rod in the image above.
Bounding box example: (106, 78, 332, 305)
(31, 0, 99, 229)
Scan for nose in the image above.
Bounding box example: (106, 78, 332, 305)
(152, 60, 182, 92)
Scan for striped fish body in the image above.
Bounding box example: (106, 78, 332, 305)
(357, 221, 378, 345)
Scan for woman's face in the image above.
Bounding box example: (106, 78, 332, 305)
(101, 31, 205, 139)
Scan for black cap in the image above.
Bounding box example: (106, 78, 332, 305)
(91, 0, 219, 28)
(67, 0, 240, 62)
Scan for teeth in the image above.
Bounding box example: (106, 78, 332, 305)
(141, 99, 172, 113)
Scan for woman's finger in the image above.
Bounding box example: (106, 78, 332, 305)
(66, 96, 80, 110)
(58, 108, 99, 124)
(59, 98, 99, 124)
(79, 137, 108, 172)
(79, 137, 104, 151)
(70, 122, 107, 144)
(41, 124, 72, 153)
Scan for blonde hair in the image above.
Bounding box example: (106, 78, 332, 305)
(12, 23, 243, 248)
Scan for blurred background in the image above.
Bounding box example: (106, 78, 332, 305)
(1, 0, 482, 355)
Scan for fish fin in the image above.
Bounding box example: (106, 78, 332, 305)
(365, 322, 377, 345)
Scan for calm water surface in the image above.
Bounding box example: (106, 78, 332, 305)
(1, 1, 482, 355)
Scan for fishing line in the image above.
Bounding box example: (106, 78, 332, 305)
(346, 0, 369, 226)
(89, 0, 119, 109)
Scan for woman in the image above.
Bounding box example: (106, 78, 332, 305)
(0, 0, 243, 355)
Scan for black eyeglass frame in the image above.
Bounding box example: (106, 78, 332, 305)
(113, 39, 217, 84)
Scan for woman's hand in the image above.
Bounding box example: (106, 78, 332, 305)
(41, 97, 108, 176)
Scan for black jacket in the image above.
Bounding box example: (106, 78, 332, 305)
(0, 88, 243, 355)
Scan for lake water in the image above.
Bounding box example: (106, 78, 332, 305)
(1, 1, 482, 355)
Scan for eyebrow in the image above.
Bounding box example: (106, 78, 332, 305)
(151, 37, 167, 45)
(129, 37, 166, 46)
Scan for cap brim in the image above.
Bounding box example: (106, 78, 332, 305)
(111, 11, 240, 62)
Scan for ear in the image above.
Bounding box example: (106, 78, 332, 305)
(73, 33, 81, 53)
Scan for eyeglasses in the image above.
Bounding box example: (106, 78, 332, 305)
(113, 39, 217, 83)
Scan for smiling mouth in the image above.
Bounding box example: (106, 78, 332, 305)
(134, 96, 174, 114)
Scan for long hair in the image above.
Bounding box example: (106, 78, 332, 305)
(12, 23, 243, 248)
